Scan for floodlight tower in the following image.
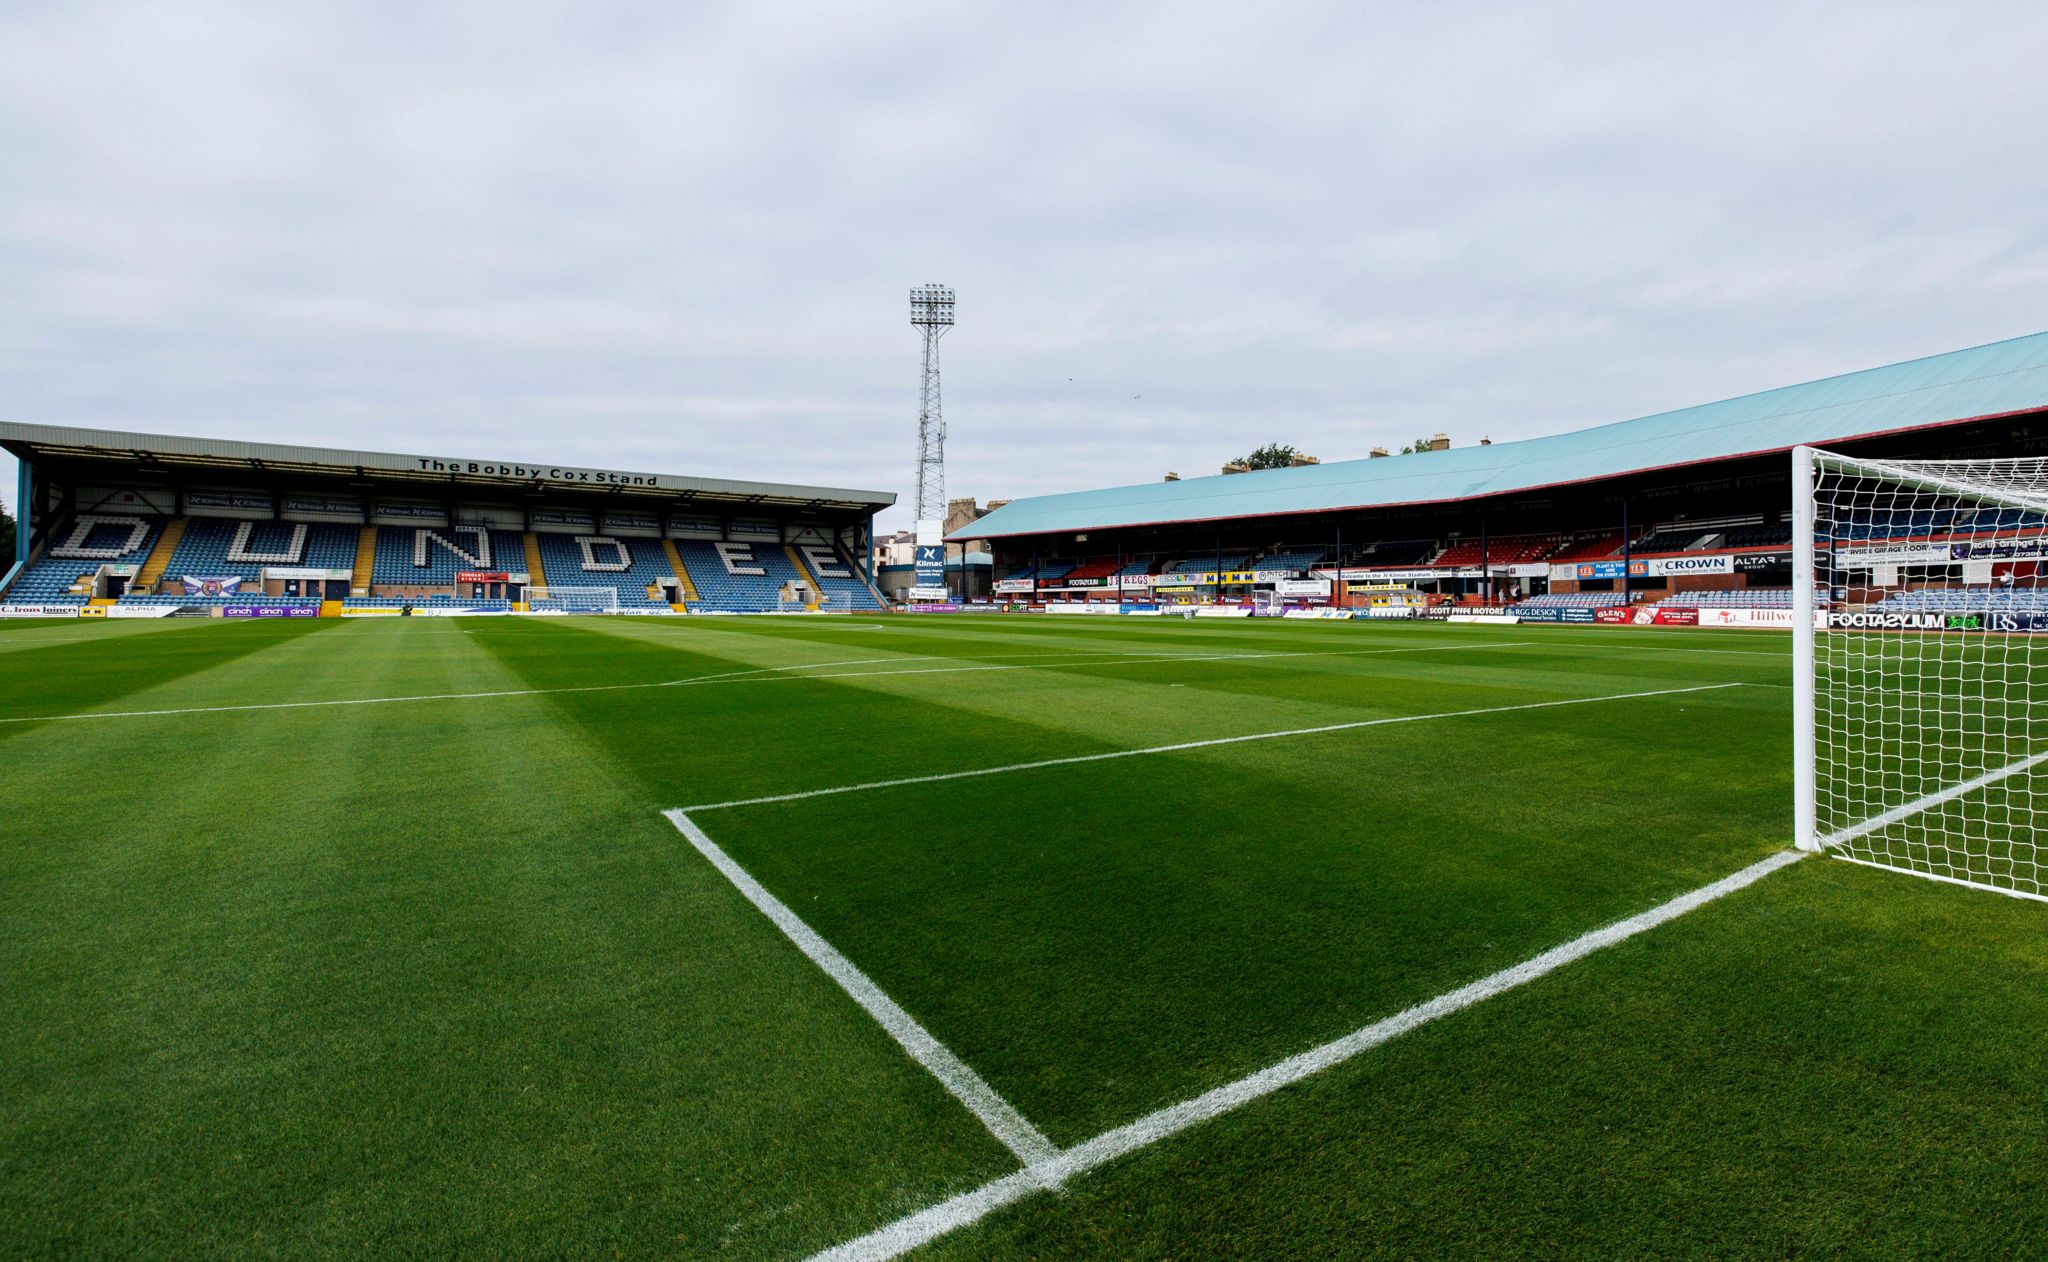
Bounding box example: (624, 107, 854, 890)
(910, 284, 954, 532)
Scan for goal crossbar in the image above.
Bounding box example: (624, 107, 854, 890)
(1807, 448, 2048, 514)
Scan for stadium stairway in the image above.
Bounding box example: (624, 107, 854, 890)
(661, 539, 699, 602)
(351, 527, 377, 594)
(784, 546, 821, 608)
(133, 517, 186, 591)
(855, 561, 889, 609)
(523, 532, 547, 588)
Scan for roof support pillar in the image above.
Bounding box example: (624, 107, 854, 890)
(13, 454, 31, 570)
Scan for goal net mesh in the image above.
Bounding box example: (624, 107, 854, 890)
(522, 585, 620, 613)
(1801, 449, 2048, 901)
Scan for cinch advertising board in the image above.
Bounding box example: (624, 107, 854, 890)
(223, 605, 320, 619)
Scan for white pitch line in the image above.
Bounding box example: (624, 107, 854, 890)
(680, 681, 1744, 812)
(703, 639, 1534, 690)
(1822, 745, 2048, 850)
(666, 809, 1059, 1169)
(0, 655, 916, 725)
(808, 847, 1810, 1262)
(0, 638, 1529, 726)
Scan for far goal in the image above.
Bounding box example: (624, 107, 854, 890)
(1794, 445, 2047, 901)
(521, 585, 620, 614)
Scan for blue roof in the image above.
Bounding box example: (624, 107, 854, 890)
(953, 330, 2048, 540)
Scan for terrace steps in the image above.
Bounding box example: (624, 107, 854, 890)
(784, 546, 820, 605)
(523, 532, 547, 587)
(134, 517, 186, 590)
(662, 539, 699, 601)
(351, 527, 377, 594)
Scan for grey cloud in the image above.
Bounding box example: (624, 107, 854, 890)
(3, 0, 2046, 532)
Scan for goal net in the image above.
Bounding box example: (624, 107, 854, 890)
(521, 585, 620, 614)
(1794, 445, 2047, 902)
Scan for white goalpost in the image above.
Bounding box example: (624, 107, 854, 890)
(520, 585, 620, 613)
(1794, 445, 2048, 902)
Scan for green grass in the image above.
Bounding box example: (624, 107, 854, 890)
(0, 614, 2039, 1259)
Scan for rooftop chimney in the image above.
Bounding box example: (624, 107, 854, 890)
(1429, 433, 1450, 451)
(1368, 446, 1389, 458)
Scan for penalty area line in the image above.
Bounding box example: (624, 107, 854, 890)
(807, 847, 1810, 1262)
(665, 809, 1059, 1169)
(680, 681, 1743, 812)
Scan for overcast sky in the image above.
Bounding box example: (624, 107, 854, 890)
(4, 1, 2046, 532)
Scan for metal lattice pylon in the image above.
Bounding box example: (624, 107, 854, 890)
(910, 285, 954, 527)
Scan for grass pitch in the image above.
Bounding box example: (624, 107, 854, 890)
(0, 614, 2041, 1259)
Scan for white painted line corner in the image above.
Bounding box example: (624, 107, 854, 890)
(665, 809, 1058, 1170)
(806, 847, 1809, 1262)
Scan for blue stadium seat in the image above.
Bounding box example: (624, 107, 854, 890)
(673, 539, 811, 611)
(164, 518, 360, 583)
(4, 514, 164, 604)
(116, 593, 321, 609)
(341, 595, 511, 611)
(371, 526, 528, 585)
(1660, 590, 1796, 608)
(1513, 593, 1630, 609)
(531, 532, 678, 606)
(792, 543, 886, 610)
(1874, 588, 2048, 612)
(1255, 548, 1324, 573)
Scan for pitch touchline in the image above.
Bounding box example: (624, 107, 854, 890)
(0, 639, 1528, 725)
(666, 811, 1059, 1169)
(804, 847, 1809, 1262)
(678, 682, 1744, 812)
